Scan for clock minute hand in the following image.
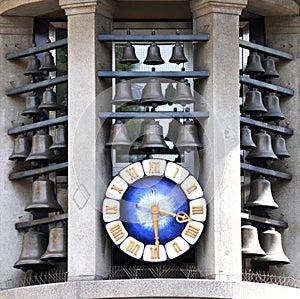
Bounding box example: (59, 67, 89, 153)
(159, 209, 192, 223)
(150, 204, 160, 257)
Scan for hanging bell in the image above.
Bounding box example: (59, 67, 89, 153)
(241, 88, 267, 115)
(40, 51, 57, 72)
(140, 78, 167, 107)
(169, 42, 188, 65)
(38, 88, 60, 111)
(165, 82, 176, 102)
(106, 120, 132, 150)
(176, 119, 203, 152)
(143, 31, 164, 65)
(260, 56, 280, 78)
(9, 133, 31, 161)
(21, 93, 42, 117)
(41, 222, 67, 262)
(139, 119, 169, 153)
(242, 224, 266, 257)
(243, 51, 265, 75)
(171, 79, 195, 106)
(246, 130, 278, 161)
(119, 42, 139, 64)
(166, 118, 181, 142)
(49, 125, 67, 150)
(14, 228, 51, 271)
(244, 176, 279, 210)
(262, 93, 285, 121)
(24, 55, 41, 76)
(25, 176, 63, 213)
(272, 135, 290, 159)
(253, 227, 290, 265)
(26, 129, 55, 162)
(112, 79, 136, 106)
(240, 126, 256, 150)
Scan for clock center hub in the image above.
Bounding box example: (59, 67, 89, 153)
(150, 204, 159, 214)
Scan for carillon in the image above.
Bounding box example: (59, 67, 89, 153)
(244, 51, 265, 76)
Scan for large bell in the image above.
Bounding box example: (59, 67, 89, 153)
(262, 93, 285, 121)
(40, 51, 57, 72)
(38, 88, 60, 111)
(119, 42, 139, 64)
(24, 55, 41, 76)
(9, 133, 31, 161)
(106, 120, 132, 150)
(171, 79, 195, 106)
(50, 125, 67, 150)
(244, 176, 279, 210)
(241, 88, 267, 115)
(25, 176, 63, 213)
(242, 224, 266, 257)
(169, 42, 188, 65)
(240, 126, 256, 150)
(140, 78, 167, 107)
(41, 222, 67, 262)
(21, 94, 42, 117)
(26, 129, 55, 162)
(112, 79, 136, 105)
(139, 119, 169, 153)
(253, 227, 290, 265)
(272, 134, 290, 159)
(243, 51, 265, 75)
(260, 56, 280, 78)
(246, 130, 278, 161)
(14, 228, 51, 271)
(176, 119, 203, 152)
(143, 42, 164, 65)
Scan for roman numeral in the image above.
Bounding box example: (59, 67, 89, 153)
(186, 183, 197, 194)
(172, 242, 182, 253)
(148, 162, 160, 174)
(192, 206, 204, 215)
(126, 240, 140, 256)
(105, 205, 118, 215)
(185, 224, 200, 239)
(126, 167, 139, 180)
(172, 167, 179, 179)
(150, 246, 160, 259)
(109, 223, 125, 242)
(110, 184, 123, 194)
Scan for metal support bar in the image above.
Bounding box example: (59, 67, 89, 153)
(240, 116, 293, 136)
(241, 212, 288, 229)
(99, 112, 209, 119)
(15, 213, 68, 230)
(9, 162, 68, 181)
(6, 75, 68, 96)
(7, 115, 68, 135)
(239, 40, 293, 61)
(240, 163, 292, 180)
(6, 38, 68, 60)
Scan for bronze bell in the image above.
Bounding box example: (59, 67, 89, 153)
(176, 119, 203, 152)
(261, 56, 280, 78)
(262, 92, 285, 121)
(25, 175, 63, 213)
(106, 120, 132, 150)
(139, 119, 169, 153)
(165, 82, 176, 102)
(244, 176, 279, 210)
(253, 227, 290, 265)
(112, 79, 136, 106)
(24, 55, 41, 76)
(41, 222, 67, 262)
(21, 93, 42, 117)
(166, 118, 181, 142)
(9, 133, 31, 161)
(171, 79, 195, 106)
(26, 129, 55, 162)
(140, 78, 167, 107)
(39, 88, 60, 111)
(242, 224, 266, 257)
(14, 228, 51, 271)
(119, 42, 139, 64)
(272, 134, 290, 159)
(246, 130, 278, 161)
(143, 42, 164, 65)
(241, 88, 267, 115)
(50, 125, 67, 150)
(240, 126, 256, 150)
(40, 51, 57, 72)
(169, 42, 188, 65)
(243, 51, 265, 75)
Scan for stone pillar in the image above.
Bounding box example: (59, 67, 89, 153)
(190, 0, 246, 280)
(59, 0, 115, 281)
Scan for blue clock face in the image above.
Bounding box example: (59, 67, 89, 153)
(121, 176, 188, 244)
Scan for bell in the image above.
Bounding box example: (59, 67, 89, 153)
(24, 55, 41, 76)
(242, 224, 266, 257)
(41, 222, 67, 261)
(143, 42, 164, 65)
(14, 228, 51, 271)
(272, 135, 290, 159)
(243, 51, 265, 75)
(262, 93, 285, 121)
(9, 133, 31, 161)
(261, 56, 280, 78)
(253, 227, 290, 265)
(105, 120, 132, 150)
(246, 130, 278, 161)
(119, 42, 139, 64)
(171, 79, 195, 106)
(21, 94, 42, 117)
(38, 88, 60, 111)
(49, 125, 67, 150)
(140, 78, 167, 107)
(39, 51, 57, 72)
(241, 88, 267, 115)
(26, 129, 55, 162)
(240, 126, 256, 150)
(169, 42, 188, 65)
(165, 82, 176, 102)
(244, 176, 279, 210)
(25, 176, 63, 213)
(139, 119, 169, 153)
(166, 118, 181, 142)
(112, 79, 136, 105)
(176, 119, 203, 152)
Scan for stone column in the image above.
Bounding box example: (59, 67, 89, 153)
(59, 0, 115, 281)
(190, 0, 246, 280)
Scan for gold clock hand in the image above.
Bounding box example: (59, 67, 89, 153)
(159, 209, 192, 223)
(150, 204, 160, 258)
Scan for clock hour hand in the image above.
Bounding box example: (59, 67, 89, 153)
(150, 204, 160, 257)
(159, 209, 192, 223)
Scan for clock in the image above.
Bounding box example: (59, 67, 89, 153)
(102, 159, 206, 262)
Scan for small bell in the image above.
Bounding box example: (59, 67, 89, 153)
(9, 133, 31, 161)
(112, 79, 136, 105)
(240, 126, 256, 150)
(169, 42, 188, 65)
(140, 78, 167, 107)
(50, 125, 67, 150)
(21, 93, 42, 117)
(243, 51, 265, 75)
(143, 31, 164, 65)
(171, 79, 195, 106)
(106, 120, 132, 150)
(272, 134, 290, 159)
(24, 55, 41, 76)
(242, 224, 266, 257)
(119, 43, 139, 64)
(262, 93, 285, 121)
(166, 117, 181, 142)
(241, 88, 267, 115)
(260, 56, 280, 78)
(39, 87, 60, 111)
(165, 82, 176, 102)
(40, 51, 57, 72)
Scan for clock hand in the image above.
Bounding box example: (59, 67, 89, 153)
(158, 209, 192, 223)
(150, 204, 160, 258)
